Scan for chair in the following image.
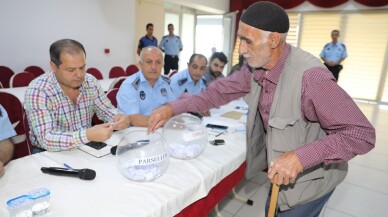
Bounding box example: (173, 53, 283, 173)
(9, 71, 35, 87)
(106, 88, 119, 107)
(0, 66, 14, 88)
(0, 92, 30, 159)
(24, 65, 45, 78)
(108, 76, 127, 90)
(109, 66, 126, 78)
(86, 67, 104, 80)
(23, 113, 34, 155)
(92, 88, 120, 125)
(169, 69, 178, 78)
(125, 64, 139, 76)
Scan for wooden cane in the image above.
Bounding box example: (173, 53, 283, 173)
(267, 174, 280, 217)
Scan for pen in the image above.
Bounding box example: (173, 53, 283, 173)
(63, 163, 74, 170)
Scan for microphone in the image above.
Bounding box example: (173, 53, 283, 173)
(41, 167, 96, 180)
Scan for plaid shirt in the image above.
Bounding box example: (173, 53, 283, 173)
(24, 72, 120, 151)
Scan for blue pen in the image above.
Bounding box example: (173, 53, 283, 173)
(63, 163, 74, 170)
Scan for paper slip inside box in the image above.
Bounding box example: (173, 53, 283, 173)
(220, 111, 244, 120)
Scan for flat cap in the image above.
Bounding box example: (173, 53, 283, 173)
(241, 1, 289, 33)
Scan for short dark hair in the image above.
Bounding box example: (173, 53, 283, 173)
(188, 53, 208, 65)
(146, 23, 154, 30)
(210, 52, 228, 64)
(50, 39, 86, 67)
(332, 30, 340, 34)
(168, 23, 174, 28)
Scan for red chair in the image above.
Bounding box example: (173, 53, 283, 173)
(24, 66, 45, 78)
(109, 66, 126, 78)
(0, 66, 14, 88)
(9, 71, 35, 87)
(23, 113, 34, 155)
(125, 64, 139, 76)
(108, 76, 127, 90)
(0, 92, 30, 159)
(92, 88, 120, 125)
(169, 70, 178, 78)
(86, 67, 104, 80)
(106, 88, 119, 107)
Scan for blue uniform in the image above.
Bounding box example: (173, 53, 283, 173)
(138, 35, 158, 49)
(116, 71, 176, 116)
(320, 42, 347, 62)
(320, 42, 347, 81)
(170, 69, 207, 98)
(159, 35, 183, 75)
(0, 105, 16, 141)
(159, 35, 183, 56)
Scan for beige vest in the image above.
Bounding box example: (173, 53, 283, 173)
(243, 45, 348, 210)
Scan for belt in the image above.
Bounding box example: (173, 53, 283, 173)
(166, 54, 177, 58)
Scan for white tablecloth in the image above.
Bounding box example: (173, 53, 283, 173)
(0, 101, 248, 217)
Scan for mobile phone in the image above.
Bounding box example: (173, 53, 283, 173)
(210, 139, 225, 146)
(85, 141, 107, 150)
(206, 124, 228, 131)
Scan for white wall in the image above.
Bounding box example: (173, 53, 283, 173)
(0, 0, 136, 78)
(135, 0, 165, 63)
(163, 0, 229, 14)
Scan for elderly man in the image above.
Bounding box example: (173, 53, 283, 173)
(24, 39, 130, 152)
(170, 53, 208, 98)
(117, 46, 175, 127)
(148, 2, 375, 216)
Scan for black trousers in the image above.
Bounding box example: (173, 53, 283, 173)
(164, 55, 179, 75)
(324, 64, 343, 82)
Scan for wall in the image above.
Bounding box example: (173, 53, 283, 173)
(0, 0, 136, 78)
(164, 0, 229, 14)
(134, 0, 165, 63)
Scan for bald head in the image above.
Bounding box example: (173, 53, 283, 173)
(140, 46, 163, 63)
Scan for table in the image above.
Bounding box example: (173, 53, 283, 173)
(0, 78, 116, 104)
(0, 101, 249, 217)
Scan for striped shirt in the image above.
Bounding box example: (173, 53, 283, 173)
(170, 43, 375, 170)
(24, 72, 120, 151)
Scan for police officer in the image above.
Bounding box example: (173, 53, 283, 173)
(117, 46, 175, 127)
(0, 105, 15, 177)
(159, 23, 183, 75)
(170, 54, 208, 98)
(137, 23, 158, 56)
(320, 30, 347, 82)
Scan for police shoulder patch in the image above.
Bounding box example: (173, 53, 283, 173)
(131, 77, 140, 90)
(178, 78, 187, 86)
(161, 75, 171, 84)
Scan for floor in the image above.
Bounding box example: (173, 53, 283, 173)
(207, 102, 388, 217)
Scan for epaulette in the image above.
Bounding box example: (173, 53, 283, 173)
(176, 36, 181, 39)
(324, 43, 330, 48)
(178, 78, 188, 86)
(162, 35, 168, 39)
(201, 77, 207, 85)
(131, 77, 140, 90)
(340, 43, 346, 49)
(161, 75, 171, 84)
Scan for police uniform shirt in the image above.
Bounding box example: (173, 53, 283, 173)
(170, 68, 207, 98)
(320, 42, 347, 63)
(0, 105, 17, 141)
(138, 35, 158, 49)
(117, 71, 176, 116)
(159, 35, 183, 56)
